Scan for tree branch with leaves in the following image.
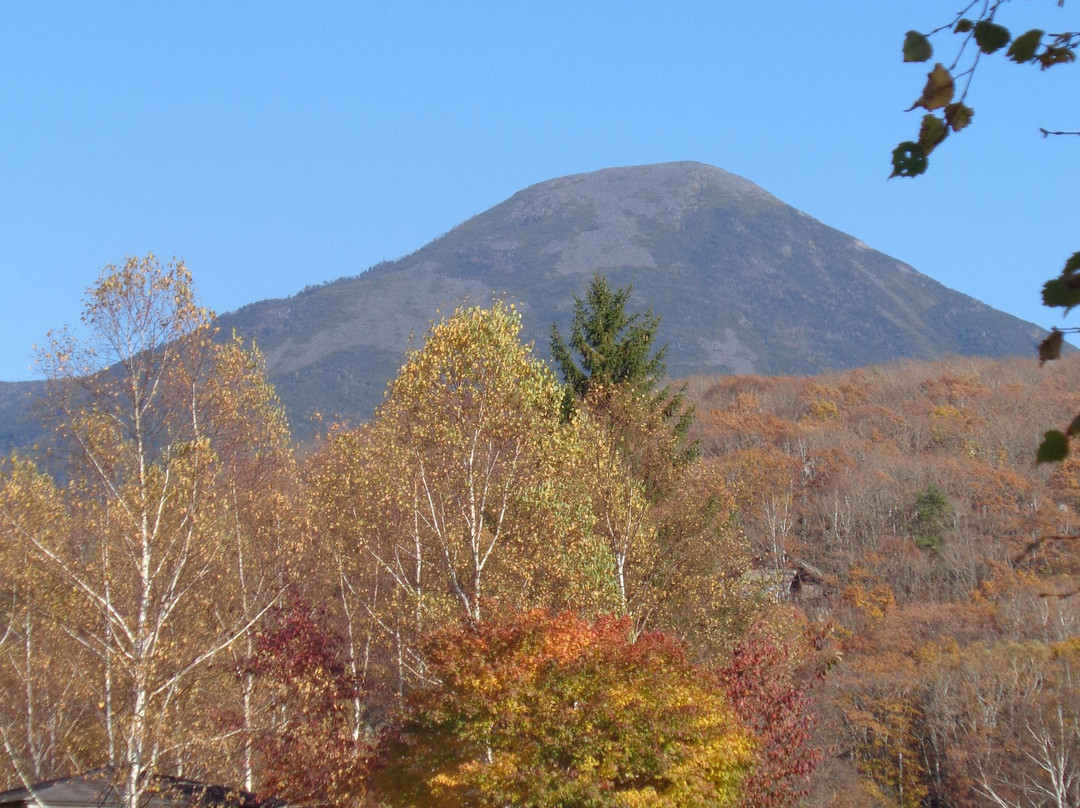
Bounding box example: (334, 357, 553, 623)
(893, 2, 1080, 462)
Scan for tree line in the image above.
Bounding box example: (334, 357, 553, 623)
(9, 255, 1078, 807)
(0, 257, 819, 808)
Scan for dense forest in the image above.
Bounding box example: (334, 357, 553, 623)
(1, 257, 1079, 808)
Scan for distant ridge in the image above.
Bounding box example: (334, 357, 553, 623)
(0, 162, 1051, 448)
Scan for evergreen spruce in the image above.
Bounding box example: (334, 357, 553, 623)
(551, 273, 694, 445)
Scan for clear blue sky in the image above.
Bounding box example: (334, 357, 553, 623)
(2, 2, 1077, 381)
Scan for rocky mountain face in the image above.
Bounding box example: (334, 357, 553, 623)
(1, 162, 1050, 448)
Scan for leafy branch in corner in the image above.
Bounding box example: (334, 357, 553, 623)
(1039, 257, 1080, 462)
(894, 2, 1080, 463)
(893, 1, 1078, 179)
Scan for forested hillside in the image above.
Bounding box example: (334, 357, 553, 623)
(1, 259, 1078, 808)
(688, 355, 1080, 807)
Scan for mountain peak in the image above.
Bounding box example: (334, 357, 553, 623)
(514, 161, 776, 203)
(205, 163, 1051, 436)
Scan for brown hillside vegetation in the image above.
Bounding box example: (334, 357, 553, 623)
(686, 355, 1080, 807)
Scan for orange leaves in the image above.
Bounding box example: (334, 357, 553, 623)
(377, 610, 754, 808)
(705, 407, 797, 450)
(842, 581, 897, 625)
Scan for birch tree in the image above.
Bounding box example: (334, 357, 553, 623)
(305, 303, 617, 702)
(581, 383, 749, 658)
(363, 302, 611, 626)
(0, 256, 290, 806)
(0, 459, 100, 786)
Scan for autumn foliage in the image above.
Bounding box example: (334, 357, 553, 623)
(376, 610, 754, 808)
(243, 596, 372, 808)
(720, 629, 822, 808)
(9, 262, 1080, 808)
(688, 357, 1080, 807)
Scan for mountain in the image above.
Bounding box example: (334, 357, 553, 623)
(0, 162, 1051, 449)
(215, 162, 1047, 436)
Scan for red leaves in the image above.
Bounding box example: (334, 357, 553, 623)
(720, 630, 822, 808)
(251, 596, 350, 690)
(246, 596, 372, 808)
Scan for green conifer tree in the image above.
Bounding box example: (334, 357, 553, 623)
(550, 273, 693, 443)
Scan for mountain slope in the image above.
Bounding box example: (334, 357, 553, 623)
(0, 162, 1051, 449)
(216, 162, 1047, 435)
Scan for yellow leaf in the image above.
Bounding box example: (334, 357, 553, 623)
(908, 63, 955, 111)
